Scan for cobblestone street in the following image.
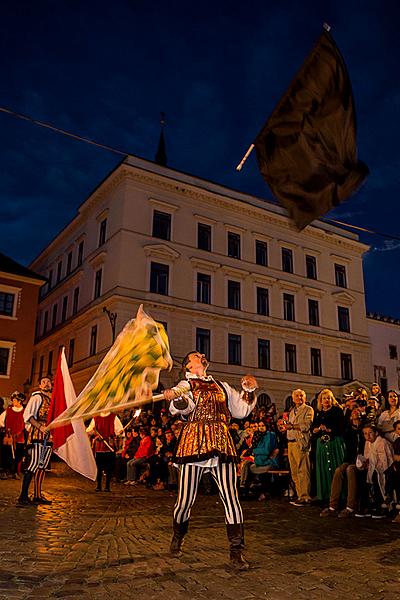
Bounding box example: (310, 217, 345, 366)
(0, 463, 399, 600)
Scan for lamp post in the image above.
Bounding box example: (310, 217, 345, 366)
(103, 306, 117, 343)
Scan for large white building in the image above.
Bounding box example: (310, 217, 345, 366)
(30, 155, 372, 409)
(367, 312, 400, 393)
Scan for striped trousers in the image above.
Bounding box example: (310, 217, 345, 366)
(174, 462, 243, 525)
(26, 442, 53, 474)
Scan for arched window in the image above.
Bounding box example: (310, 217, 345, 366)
(257, 393, 272, 409)
(284, 395, 293, 412)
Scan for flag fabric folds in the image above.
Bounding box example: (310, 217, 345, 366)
(254, 28, 369, 231)
(47, 348, 97, 480)
(48, 305, 172, 428)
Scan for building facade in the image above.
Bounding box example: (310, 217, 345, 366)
(31, 156, 372, 410)
(367, 313, 400, 393)
(0, 253, 45, 399)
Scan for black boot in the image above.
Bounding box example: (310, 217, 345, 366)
(17, 471, 34, 507)
(170, 519, 189, 556)
(226, 523, 249, 570)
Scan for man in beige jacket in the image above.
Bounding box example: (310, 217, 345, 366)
(285, 389, 314, 506)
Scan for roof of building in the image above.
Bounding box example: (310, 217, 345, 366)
(0, 251, 47, 283)
(367, 311, 400, 326)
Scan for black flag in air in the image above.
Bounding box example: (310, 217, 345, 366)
(254, 28, 369, 230)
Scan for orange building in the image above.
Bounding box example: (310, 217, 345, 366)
(0, 252, 46, 399)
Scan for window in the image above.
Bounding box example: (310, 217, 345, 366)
(73, 288, 79, 315)
(90, 325, 97, 357)
(48, 269, 53, 290)
(341, 353, 353, 380)
(198, 223, 211, 251)
(228, 280, 241, 310)
(150, 262, 169, 295)
(56, 261, 62, 284)
(47, 351, 53, 376)
(61, 296, 68, 322)
(0, 292, 14, 317)
(197, 273, 211, 304)
(43, 311, 48, 335)
(306, 255, 317, 280)
(256, 240, 268, 266)
(389, 345, 398, 360)
(310, 348, 322, 376)
(283, 293, 295, 321)
(77, 241, 84, 266)
(285, 344, 297, 373)
(30, 357, 36, 384)
(99, 218, 107, 247)
(335, 264, 347, 288)
(94, 269, 102, 299)
(66, 251, 72, 276)
(257, 287, 269, 316)
(308, 299, 320, 326)
(228, 334, 241, 365)
(68, 339, 75, 367)
(0, 347, 10, 376)
(258, 339, 271, 370)
(282, 248, 293, 273)
(38, 355, 44, 381)
(51, 304, 58, 329)
(228, 232, 241, 259)
(196, 328, 210, 359)
(338, 306, 350, 332)
(152, 210, 171, 241)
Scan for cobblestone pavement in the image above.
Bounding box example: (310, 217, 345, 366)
(0, 463, 399, 600)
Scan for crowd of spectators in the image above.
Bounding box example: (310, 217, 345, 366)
(1, 382, 399, 524)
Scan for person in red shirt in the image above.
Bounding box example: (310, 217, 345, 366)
(86, 412, 124, 492)
(0, 391, 25, 478)
(124, 427, 155, 485)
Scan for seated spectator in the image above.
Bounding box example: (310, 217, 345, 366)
(320, 408, 366, 518)
(115, 428, 140, 482)
(149, 430, 177, 490)
(391, 420, 400, 523)
(370, 383, 386, 413)
(362, 425, 394, 518)
(124, 427, 155, 485)
(377, 390, 400, 443)
(239, 421, 279, 495)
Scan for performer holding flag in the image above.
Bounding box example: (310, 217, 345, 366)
(163, 351, 257, 570)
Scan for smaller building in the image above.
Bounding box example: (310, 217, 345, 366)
(367, 312, 400, 393)
(0, 252, 46, 399)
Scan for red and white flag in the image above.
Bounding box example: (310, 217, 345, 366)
(47, 349, 97, 481)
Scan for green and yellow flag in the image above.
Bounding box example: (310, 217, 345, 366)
(48, 305, 172, 427)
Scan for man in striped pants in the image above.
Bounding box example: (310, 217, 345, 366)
(164, 351, 257, 569)
(17, 377, 53, 507)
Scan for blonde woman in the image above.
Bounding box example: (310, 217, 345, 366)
(312, 389, 346, 504)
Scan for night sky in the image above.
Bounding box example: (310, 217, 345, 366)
(1, 1, 399, 317)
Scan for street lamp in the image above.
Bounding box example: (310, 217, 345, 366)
(103, 306, 117, 343)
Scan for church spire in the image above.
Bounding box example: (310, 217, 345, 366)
(155, 111, 167, 166)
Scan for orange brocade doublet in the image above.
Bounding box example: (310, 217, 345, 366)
(174, 378, 238, 464)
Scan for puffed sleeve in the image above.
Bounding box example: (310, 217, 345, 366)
(168, 380, 196, 416)
(23, 394, 42, 424)
(221, 382, 257, 419)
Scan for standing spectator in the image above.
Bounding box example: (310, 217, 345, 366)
(370, 383, 386, 413)
(285, 389, 314, 506)
(391, 420, 400, 523)
(312, 389, 346, 505)
(0, 392, 25, 478)
(377, 390, 400, 443)
(86, 412, 124, 492)
(363, 425, 394, 518)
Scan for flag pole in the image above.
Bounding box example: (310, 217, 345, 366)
(236, 143, 255, 171)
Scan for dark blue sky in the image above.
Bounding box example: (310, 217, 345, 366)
(1, 1, 399, 316)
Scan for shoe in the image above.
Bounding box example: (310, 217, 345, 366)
(16, 498, 33, 508)
(371, 510, 385, 519)
(355, 509, 372, 518)
(12, 473, 21, 480)
(320, 507, 338, 517)
(392, 513, 400, 523)
(33, 496, 52, 505)
(338, 508, 355, 518)
(104, 488, 111, 492)
(290, 499, 309, 507)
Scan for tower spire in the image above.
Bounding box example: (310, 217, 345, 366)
(155, 111, 167, 166)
